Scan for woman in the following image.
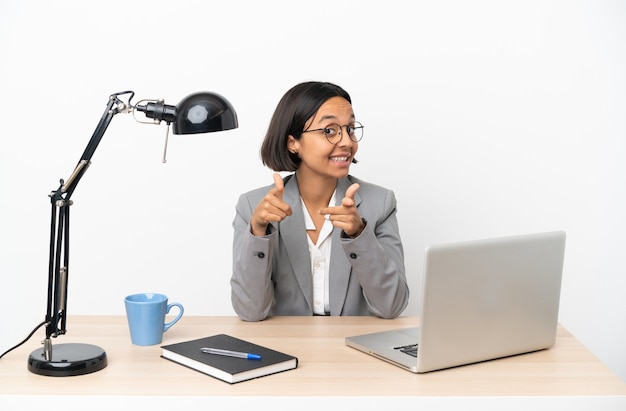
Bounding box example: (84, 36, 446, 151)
(231, 81, 409, 321)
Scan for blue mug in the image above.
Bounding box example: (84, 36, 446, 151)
(124, 293, 184, 346)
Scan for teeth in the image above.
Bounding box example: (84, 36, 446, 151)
(331, 156, 348, 162)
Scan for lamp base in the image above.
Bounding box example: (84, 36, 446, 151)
(28, 343, 107, 377)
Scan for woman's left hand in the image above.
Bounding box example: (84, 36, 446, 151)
(319, 183, 365, 238)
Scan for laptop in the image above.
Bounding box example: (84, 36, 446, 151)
(345, 231, 566, 373)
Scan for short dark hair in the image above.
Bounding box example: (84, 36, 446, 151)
(260, 81, 352, 171)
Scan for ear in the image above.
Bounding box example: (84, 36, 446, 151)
(287, 135, 300, 154)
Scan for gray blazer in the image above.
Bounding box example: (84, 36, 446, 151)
(230, 174, 409, 321)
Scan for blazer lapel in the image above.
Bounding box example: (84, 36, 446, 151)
(280, 175, 313, 312)
(329, 177, 362, 315)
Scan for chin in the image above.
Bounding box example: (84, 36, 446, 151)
(334, 168, 351, 178)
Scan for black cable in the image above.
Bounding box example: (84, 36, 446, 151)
(0, 320, 47, 359)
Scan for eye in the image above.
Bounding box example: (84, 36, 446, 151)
(323, 125, 339, 137)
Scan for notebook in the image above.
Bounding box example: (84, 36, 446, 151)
(345, 230, 566, 373)
(161, 334, 298, 384)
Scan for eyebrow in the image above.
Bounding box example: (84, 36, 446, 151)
(316, 113, 355, 123)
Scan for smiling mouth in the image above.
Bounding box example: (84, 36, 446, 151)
(330, 156, 349, 162)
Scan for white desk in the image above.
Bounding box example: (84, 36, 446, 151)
(1, 316, 625, 409)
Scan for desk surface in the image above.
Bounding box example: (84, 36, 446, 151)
(1, 315, 625, 398)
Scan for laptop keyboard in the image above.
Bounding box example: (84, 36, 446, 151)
(394, 343, 418, 357)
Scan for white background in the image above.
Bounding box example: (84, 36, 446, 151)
(1, 0, 624, 383)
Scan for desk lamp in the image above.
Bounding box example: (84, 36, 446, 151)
(26, 90, 238, 376)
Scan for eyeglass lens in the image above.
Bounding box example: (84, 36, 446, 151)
(324, 122, 363, 144)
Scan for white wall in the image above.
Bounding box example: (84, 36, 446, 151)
(1, 0, 624, 382)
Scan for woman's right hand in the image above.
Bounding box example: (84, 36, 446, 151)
(250, 173, 293, 236)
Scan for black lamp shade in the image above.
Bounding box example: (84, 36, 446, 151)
(172, 92, 238, 135)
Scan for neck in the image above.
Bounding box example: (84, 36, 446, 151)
(295, 170, 337, 204)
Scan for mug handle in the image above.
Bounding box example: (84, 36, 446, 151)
(163, 302, 184, 332)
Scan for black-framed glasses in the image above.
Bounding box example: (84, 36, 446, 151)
(302, 121, 364, 145)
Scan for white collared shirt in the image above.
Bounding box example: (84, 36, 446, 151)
(301, 192, 335, 315)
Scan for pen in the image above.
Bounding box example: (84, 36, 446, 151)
(201, 347, 262, 360)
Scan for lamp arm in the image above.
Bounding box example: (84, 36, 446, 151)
(62, 91, 134, 199)
(43, 91, 134, 350)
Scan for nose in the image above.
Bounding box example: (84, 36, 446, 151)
(337, 125, 354, 146)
